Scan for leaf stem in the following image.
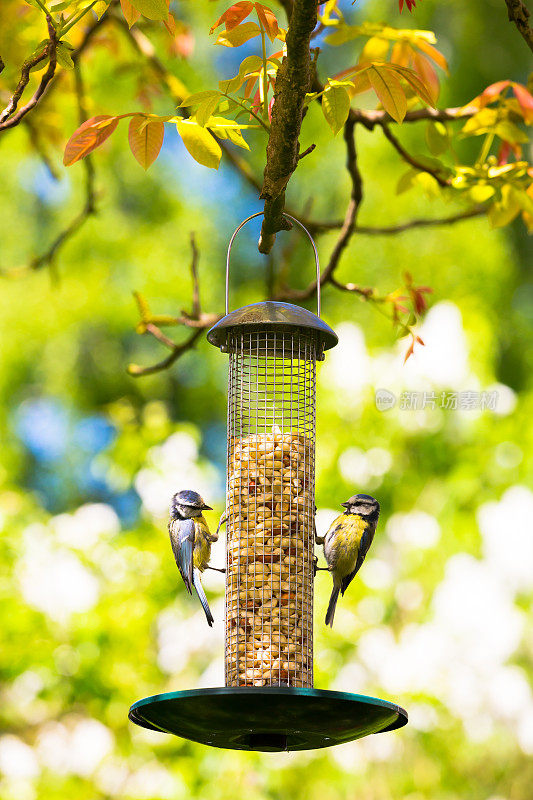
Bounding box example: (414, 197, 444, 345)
(221, 93, 270, 132)
(60, 1, 97, 37)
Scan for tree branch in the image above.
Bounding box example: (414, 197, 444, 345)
(503, 0, 533, 52)
(0, 16, 57, 132)
(31, 62, 96, 271)
(258, 0, 318, 253)
(382, 123, 450, 187)
(273, 116, 363, 302)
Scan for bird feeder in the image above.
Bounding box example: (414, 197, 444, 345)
(129, 213, 407, 751)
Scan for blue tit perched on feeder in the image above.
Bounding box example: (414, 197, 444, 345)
(168, 489, 218, 627)
(320, 494, 380, 628)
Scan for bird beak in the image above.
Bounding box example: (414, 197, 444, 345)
(202, 504, 213, 511)
(341, 501, 349, 508)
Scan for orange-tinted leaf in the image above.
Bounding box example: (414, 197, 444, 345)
(415, 39, 448, 72)
(482, 80, 511, 101)
(391, 41, 410, 67)
(128, 115, 164, 169)
(216, 21, 261, 47)
(392, 64, 435, 107)
(403, 338, 415, 363)
(63, 115, 119, 166)
(412, 52, 439, 103)
(512, 82, 533, 123)
(164, 12, 176, 35)
(210, 1, 254, 33)
(368, 64, 407, 123)
(120, 0, 140, 27)
(351, 70, 371, 95)
(255, 3, 278, 42)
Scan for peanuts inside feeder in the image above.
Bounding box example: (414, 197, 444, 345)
(129, 213, 408, 751)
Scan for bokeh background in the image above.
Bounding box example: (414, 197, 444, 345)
(0, 0, 532, 798)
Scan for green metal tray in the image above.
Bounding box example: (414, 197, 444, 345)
(129, 687, 407, 752)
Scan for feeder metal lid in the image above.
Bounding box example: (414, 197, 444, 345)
(207, 301, 338, 352)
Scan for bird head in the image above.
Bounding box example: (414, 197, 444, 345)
(170, 489, 212, 519)
(341, 494, 380, 521)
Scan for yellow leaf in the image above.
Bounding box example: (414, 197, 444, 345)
(128, 115, 165, 169)
(367, 64, 407, 123)
(488, 184, 521, 228)
(176, 120, 221, 169)
(196, 95, 222, 126)
(216, 21, 261, 47)
(322, 84, 350, 135)
(131, 0, 168, 21)
(359, 37, 389, 64)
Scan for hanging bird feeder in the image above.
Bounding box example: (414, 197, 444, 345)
(129, 213, 407, 751)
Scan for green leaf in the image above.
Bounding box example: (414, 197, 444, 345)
(175, 120, 221, 169)
(425, 121, 448, 155)
(367, 64, 406, 123)
(180, 90, 222, 108)
(322, 85, 350, 135)
(56, 42, 74, 69)
(396, 169, 416, 194)
(130, 0, 168, 22)
(196, 95, 223, 127)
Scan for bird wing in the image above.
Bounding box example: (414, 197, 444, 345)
(341, 522, 375, 596)
(168, 517, 195, 594)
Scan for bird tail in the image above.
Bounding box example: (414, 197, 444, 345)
(193, 568, 214, 627)
(325, 585, 340, 628)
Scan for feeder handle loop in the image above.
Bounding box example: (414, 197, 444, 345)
(225, 211, 321, 318)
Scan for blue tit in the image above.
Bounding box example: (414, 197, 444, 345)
(322, 494, 380, 628)
(168, 489, 218, 627)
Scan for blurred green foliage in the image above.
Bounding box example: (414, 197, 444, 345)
(0, 1, 532, 799)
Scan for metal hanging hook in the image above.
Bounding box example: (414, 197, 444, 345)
(225, 211, 321, 318)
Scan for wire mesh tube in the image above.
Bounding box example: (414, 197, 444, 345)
(225, 328, 317, 688)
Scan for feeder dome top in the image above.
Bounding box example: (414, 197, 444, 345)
(207, 301, 338, 353)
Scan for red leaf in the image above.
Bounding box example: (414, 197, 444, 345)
(512, 82, 533, 123)
(399, 0, 418, 12)
(210, 1, 254, 33)
(63, 115, 119, 166)
(255, 3, 279, 42)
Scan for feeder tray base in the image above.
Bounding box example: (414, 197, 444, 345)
(129, 687, 407, 752)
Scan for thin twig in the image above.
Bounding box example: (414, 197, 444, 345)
(382, 123, 450, 188)
(31, 61, 96, 270)
(0, 16, 57, 132)
(274, 116, 363, 302)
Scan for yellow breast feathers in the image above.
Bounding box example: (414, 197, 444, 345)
(193, 515, 212, 571)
